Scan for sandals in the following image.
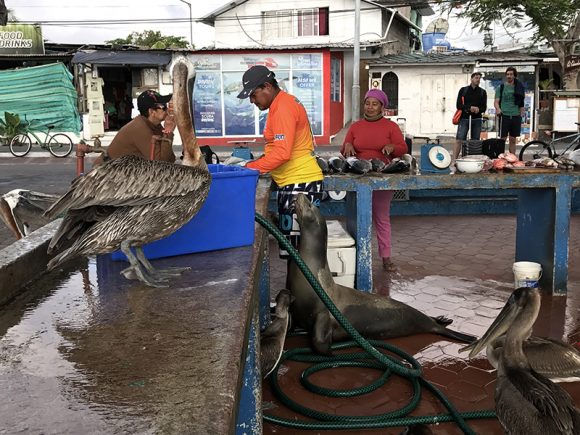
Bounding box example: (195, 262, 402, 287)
(382, 258, 397, 272)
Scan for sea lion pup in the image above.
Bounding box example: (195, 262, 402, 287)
(260, 289, 293, 378)
(288, 193, 476, 355)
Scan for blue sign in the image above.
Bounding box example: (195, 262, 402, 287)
(193, 72, 222, 136)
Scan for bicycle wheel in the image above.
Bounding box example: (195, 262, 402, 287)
(47, 133, 73, 157)
(9, 134, 32, 157)
(519, 140, 553, 161)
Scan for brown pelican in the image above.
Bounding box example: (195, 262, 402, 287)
(464, 287, 580, 433)
(461, 292, 580, 383)
(0, 189, 59, 239)
(44, 58, 211, 287)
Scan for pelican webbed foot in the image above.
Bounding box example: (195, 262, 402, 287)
(120, 242, 171, 288)
(120, 265, 169, 288)
(135, 247, 190, 277)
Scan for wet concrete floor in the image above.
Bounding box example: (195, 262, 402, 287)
(264, 214, 580, 434)
(2, 159, 580, 433)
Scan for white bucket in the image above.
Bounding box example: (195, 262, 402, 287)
(512, 261, 542, 289)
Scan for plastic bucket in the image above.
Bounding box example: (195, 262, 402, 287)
(512, 261, 542, 288)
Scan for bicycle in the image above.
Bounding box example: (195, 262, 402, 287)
(518, 122, 580, 161)
(9, 120, 73, 158)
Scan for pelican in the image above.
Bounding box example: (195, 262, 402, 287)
(44, 58, 211, 287)
(461, 291, 580, 383)
(464, 287, 580, 433)
(0, 189, 59, 239)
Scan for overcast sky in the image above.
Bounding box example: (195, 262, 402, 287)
(7, 1, 529, 51)
(8, 0, 231, 48)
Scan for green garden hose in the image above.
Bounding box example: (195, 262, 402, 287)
(255, 212, 496, 433)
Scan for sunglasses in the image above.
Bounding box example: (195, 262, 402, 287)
(154, 105, 168, 111)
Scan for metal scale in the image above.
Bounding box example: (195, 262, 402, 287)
(419, 139, 452, 174)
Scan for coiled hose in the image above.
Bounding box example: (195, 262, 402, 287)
(255, 212, 496, 433)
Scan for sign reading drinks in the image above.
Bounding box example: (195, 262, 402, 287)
(0, 24, 44, 55)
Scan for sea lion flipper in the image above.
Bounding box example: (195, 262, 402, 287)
(312, 311, 333, 355)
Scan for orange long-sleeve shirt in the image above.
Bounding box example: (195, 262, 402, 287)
(245, 91, 322, 187)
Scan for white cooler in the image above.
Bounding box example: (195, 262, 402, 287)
(326, 220, 356, 288)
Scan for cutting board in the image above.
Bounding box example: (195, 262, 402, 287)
(504, 167, 561, 173)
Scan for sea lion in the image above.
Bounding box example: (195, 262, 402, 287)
(260, 289, 293, 378)
(288, 193, 476, 355)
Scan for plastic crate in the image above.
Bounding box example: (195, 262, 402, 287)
(110, 164, 259, 261)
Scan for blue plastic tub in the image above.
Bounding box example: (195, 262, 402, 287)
(110, 164, 259, 261)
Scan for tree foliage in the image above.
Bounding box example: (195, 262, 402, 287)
(106, 30, 191, 49)
(438, 0, 580, 88)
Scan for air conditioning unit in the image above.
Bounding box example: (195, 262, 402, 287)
(432, 45, 448, 53)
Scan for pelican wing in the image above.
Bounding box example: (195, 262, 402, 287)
(506, 367, 578, 433)
(524, 337, 580, 378)
(45, 155, 209, 218)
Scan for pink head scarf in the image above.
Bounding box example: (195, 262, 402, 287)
(364, 89, 389, 107)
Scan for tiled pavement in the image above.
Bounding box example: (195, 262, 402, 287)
(263, 214, 580, 434)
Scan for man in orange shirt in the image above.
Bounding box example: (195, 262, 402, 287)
(234, 65, 323, 257)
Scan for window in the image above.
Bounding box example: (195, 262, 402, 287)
(331, 57, 341, 102)
(382, 72, 398, 110)
(262, 8, 329, 39)
(262, 10, 293, 39)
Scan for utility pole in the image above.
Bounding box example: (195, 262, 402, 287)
(352, 0, 361, 121)
(178, 0, 193, 48)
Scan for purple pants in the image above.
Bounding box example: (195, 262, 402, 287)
(372, 190, 394, 258)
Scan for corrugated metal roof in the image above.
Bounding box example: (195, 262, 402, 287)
(195, 40, 385, 51)
(0, 53, 71, 59)
(367, 51, 542, 66)
(71, 50, 172, 66)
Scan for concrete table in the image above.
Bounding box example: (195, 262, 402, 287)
(0, 178, 272, 435)
(324, 171, 580, 295)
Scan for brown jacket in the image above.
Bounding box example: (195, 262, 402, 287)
(93, 115, 175, 166)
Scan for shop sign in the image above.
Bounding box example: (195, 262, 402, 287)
(565, 55, 580, 72)
(0, 24, 44, 55)
(292, 53, 322, 70)
(293, 70, 322, 135)
(223, 54, 291, 71)
(193, 71, 223, 136)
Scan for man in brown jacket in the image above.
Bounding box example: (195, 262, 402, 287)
(94, 90, 176, 166)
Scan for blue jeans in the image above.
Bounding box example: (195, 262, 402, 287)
(456, 117, 482, 140)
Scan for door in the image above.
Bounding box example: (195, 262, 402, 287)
(420, 74, 463, 135)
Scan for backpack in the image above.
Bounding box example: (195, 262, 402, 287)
(200, 145, 220, 164)
(499, 80, 525, 108)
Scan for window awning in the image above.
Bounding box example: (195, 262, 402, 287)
(72, 50, 172, 66)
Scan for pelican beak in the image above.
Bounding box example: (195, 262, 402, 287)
(0, 190, 59, 239)
(19, 190, 60, 208)
(0, 197, 23, 239)
(460, 292, 521, 358)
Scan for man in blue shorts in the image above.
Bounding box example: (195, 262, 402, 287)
(494, 67, 525, 154)
(454, 72, 487, 159)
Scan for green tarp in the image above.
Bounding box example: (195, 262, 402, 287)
(0, 62, 81, 133)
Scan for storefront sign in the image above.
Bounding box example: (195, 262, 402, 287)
(565, 55, 580, 72)
(0, 24, 44, 55)
(223, 54, 290, 71)
(293, 70, 323, 135)
(192, 53, 324, 137)
(189, 55, 221, 71)
(193, 72, 223, 136)
(292, 53, 322, 69)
